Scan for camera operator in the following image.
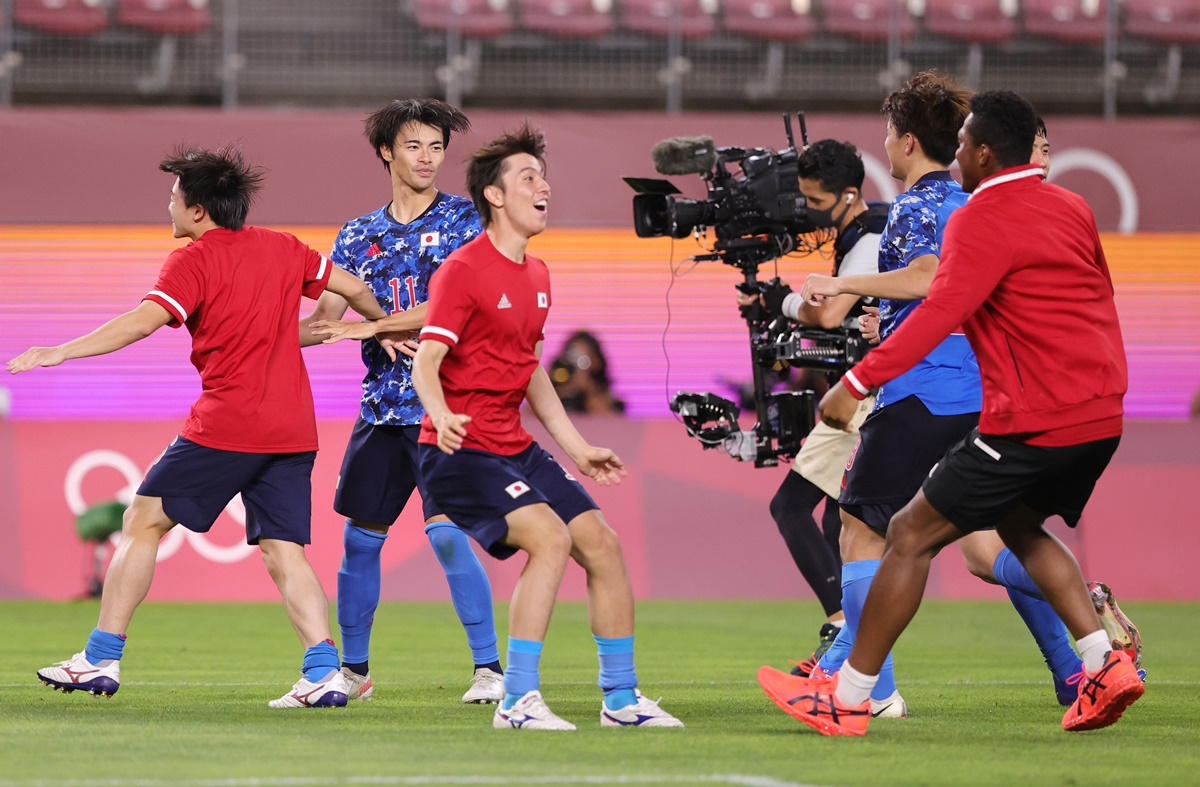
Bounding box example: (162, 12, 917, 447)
(736, 139, 888, 667)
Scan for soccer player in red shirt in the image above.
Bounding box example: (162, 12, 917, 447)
(412, 124, 683, 730)
(758, 91, 1144, 736)
(8, 146, 386, 708)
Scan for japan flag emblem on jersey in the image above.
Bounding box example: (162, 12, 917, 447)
(420, 231, 440, 249)
(537, 292, 548, 309)
(505, 481, 531, 499)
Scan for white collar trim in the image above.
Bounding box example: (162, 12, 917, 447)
(968, 164, 1045, 200)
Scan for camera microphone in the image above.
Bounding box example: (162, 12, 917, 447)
(650, 135, 718, 176)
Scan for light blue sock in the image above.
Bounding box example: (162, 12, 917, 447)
(818, 559, 897, 702)
(503, 637, 542, 709)
(302, 639, 340, 682)
(994, 550, 1082, 683)
(85, 628, 126, 664)
(425, 521, 500, 666)
(595, 634, 637, 710)
(337, 521, 387, 666)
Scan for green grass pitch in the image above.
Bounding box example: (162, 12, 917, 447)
(1, 599, 1197, 786)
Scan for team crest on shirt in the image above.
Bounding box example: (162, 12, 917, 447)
(505, 481, 530, 498)
(537, 292, 548, 308)
(420, 231, 440, 249)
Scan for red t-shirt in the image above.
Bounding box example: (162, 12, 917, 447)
(418, 232, 551, 455)
(143, 226, 331, 453)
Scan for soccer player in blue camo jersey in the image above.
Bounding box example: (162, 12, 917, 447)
(302, 99, 503, 704)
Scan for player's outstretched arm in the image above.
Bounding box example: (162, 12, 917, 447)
(299, 290, 349, 348)
(412, 339, 472, 454)
(310, 302, 428, 345)
(326, 267, 387, 322)
(7, 301, 172, 374)
(525, 361, 625, 486)
(800, 255, 938, 305)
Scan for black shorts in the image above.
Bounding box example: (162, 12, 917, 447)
(334, 418, 439, 524)
(922, 429, 1120, 532)
(839, 395, 979, 532)
(138, 436, 315, 545)
(418, 441, 598, 560)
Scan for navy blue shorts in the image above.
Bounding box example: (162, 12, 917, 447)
(334, 418, 439, 524)
(137, 436, 316, 545)
(923, 429, 1120, 532)
(418, 441, 598, 560)
(839, 395, 979, 533)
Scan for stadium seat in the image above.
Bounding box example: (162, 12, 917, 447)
(117, 0, 213, 36)
(618, 0, 717, 39)
(518, 0, 616, 38)
(1124, 0, 1200, 43)
(821, 0, 917, 41)
(414, 0, 515, 37)
(1022, 0, 1108, 43)
(14, 0, 109, 36)
(722, 0, 816, 40)
(918, 0, 1017, 44)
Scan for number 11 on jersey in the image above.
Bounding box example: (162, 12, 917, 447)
(389, 276, 417, 314)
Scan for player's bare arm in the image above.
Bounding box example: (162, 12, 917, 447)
(299, 290, 349, 348)
(524, 348, 625, 486)
(800, 254, 938, 305)
(7, 300, 172, 374)
(310, 301, 426, 350)
(412, 339, 472, 454)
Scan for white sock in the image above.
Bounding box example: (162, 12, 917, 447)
(831, 620, 846, 629)
(834, 661, 877, 706)
(1077, 630, 1111, 672)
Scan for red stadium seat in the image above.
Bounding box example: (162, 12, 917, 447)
(117, 0, 212, 36)
(722, 0, 816, 41)
(14, 0, 108, 35)
(821, 0, 917, 41)
(920, 0, 1016, 44)
(413, 0, 515, 37)
(619, 0, 717, 39)
(519, 0, 616, 38)
(1022, 0, 1108, 43)
(1124, 0, 1200, 44)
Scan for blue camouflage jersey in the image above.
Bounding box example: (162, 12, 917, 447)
(875, 171, 981, 415)
(331, 192, 481, 425)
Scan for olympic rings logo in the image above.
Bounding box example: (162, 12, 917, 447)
(63, 449, 258, 565)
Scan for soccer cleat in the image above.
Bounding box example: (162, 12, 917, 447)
(790, 622, 841, 676)
(758, 665, 871, 737)
(1062, 650, 1145, 732)
(268, 669, 349, 709)
(340, 666, 374, 701)
(1088, 581, 1143, 670)
(462, 667, 505, 704)
(869, 689, 908, 719)
(492, 690, 576, 730)
(788, 656, 831, 680)
(600, 689, 685, 727)
(37, 651, 120, 697)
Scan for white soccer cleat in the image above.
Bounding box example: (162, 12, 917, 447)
(462, 666, 505, 704)
(600, 690, 685, 727)
(1088, 580, 1144, 670)
(870, 689, 908, 719)
(268, 669, 349, 709)
(37, 651, 120, 697)
(340, 666, 374, 701)
(492, 690, 576, 730)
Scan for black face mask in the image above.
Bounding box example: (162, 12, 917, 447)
(807, 195, 851, 229)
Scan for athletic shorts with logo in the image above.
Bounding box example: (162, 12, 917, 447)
(335, 418, 439, 524)
(922, 429, 1120, 532)
(418, 440, 598, 559)
(792, 394, 875, 500)
(839, 394, 979, 532)
(138, 435, 315, 545)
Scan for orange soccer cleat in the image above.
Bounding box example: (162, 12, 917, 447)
(758, 665, 870, 737)
(1062, 650, 1145, 732)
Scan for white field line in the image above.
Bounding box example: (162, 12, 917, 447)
(0, 776, 824, 787)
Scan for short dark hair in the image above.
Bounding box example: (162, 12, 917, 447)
(881, 70, 973, 166)
(797, 139, 865, 195)
(967, 91, 1039, 169)
(1035, 115, 1048, 140)
(159, 145, 263, 231)
(364, 99, 470, 171)
(465, 122, 546, 228)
